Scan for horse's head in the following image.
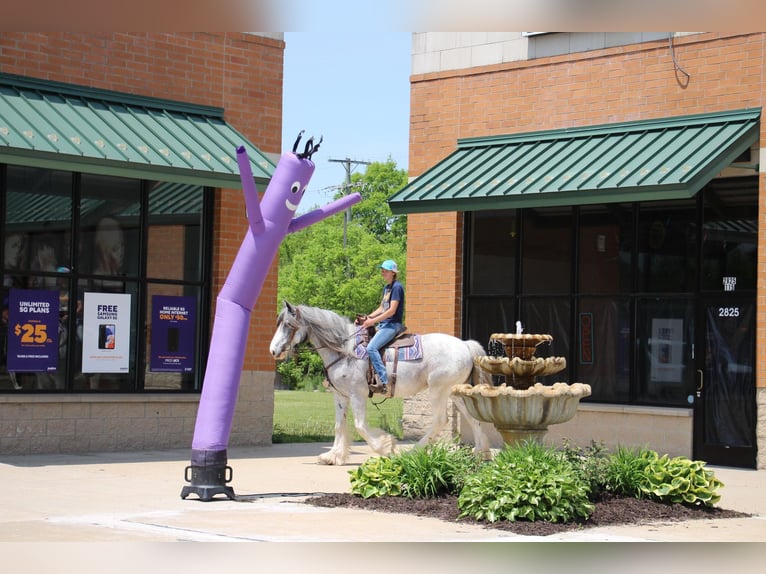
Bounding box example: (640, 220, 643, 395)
(269, 300, 308, 360)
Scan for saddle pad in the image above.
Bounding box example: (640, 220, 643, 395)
(354, 334, 423, 361)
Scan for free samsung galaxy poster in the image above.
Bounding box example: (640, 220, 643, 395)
(82, 292, 131, 373)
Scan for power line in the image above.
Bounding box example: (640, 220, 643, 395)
(328, 157, 372, 249)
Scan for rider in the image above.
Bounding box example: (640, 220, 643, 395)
(361, 259, 405, 395)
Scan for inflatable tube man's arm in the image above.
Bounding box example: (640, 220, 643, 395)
(236, 145, 266, 236)
(288, 192, 362, 234)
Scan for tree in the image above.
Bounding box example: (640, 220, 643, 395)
(278, 216, 405, 316)
(346, 158, 408, 249)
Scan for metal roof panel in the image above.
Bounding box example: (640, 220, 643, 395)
(390, 108, 761, 214)
(0, 73, 275, 188)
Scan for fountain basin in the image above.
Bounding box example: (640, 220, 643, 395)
(452, 382, 592, 445)
(473, 355, 566, 389)
(490, 333, 552, 360)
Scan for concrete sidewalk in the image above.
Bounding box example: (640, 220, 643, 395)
(1, 441, 765, 543)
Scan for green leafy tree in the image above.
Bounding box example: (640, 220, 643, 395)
(346, 158, 408, 249)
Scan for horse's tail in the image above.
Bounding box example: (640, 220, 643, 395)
(463, 339, 492, 386)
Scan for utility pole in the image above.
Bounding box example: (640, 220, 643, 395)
(328, 157, 371, 248)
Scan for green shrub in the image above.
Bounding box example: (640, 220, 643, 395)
(395, 441, 481, 498)
(603, 445, 654, 498)
(559, 439, 610, 500)
(457, 440, 594, 523)
(349, 456, 403, 498)
(348, 439, 725, 522)
(636, 451, 723, 508)
(349, 441, 480, 499)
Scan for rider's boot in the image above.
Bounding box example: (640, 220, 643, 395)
(368, 374, 388, 396)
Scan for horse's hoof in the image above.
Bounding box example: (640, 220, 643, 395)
(317, 454, 334, 465)
(318, 451, 346, 465)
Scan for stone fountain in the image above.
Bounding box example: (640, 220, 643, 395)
(452, 323, 591, 445)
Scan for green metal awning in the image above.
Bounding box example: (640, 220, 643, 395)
(0, 73, 275, 188)
(389, 108, 761, 214)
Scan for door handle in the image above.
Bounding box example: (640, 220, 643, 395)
(696, 369, 704, 398)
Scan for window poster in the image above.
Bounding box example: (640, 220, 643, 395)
(150, 295, 196, 373)
(6, 288, 59, 373)
(82, 292, 131, 373)
(650, 318, 684, 383)
(579, 312, 594, 365)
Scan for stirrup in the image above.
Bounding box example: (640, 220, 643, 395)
(368, 380, 388, 396)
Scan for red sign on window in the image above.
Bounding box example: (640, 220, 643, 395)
(579, 313, 593, 365)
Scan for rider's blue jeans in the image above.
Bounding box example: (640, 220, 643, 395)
(367, 322, 402, 385)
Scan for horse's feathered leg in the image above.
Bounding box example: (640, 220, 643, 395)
(416, 384, 453, 446)
(348, 388, 395, 457)
(318, 392, 351, 465)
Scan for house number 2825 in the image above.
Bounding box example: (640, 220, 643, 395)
(718, 307, 740, 317)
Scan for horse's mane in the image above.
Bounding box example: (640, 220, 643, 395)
(294, 305, 355, 355)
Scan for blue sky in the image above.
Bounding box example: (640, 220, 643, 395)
(281, 32, 412, 213)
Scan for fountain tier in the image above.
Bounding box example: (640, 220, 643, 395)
(452, 382, 592, 445)
(491, 332, 552, 360)
(453, 330, 591, 446)
(474, 355, 566, 390)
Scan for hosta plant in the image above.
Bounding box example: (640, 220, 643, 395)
(457, 440, 594, 523)
(348, 455, 403, 498)
(637, 451, 723, 508)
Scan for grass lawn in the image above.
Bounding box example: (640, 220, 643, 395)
(272, 388, 403, 443)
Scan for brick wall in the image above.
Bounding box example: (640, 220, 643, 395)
(407, 31, 766, 380)
(0, 33, 283, 453)
(405, 33, 766, 464)
(0, 370, 273, 454)
(0, 31, 285, 372)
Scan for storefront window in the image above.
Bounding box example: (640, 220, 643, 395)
(464, 176, 756, 409)
(576, 297, 630, 402)
(702, 183, 757, 292)
(519, 297, 571, 384)
(467, 209, 517, 295)
(463, 297, 518, 350)
(1, 165, 210, 393)
(636, 297, 695, 406)
(637, 199, 697, 293)
(146, 182, 206, 282)
(2, 167, 74, 390)
(578, 203, 633, 293)
(522, 206, 572, 294)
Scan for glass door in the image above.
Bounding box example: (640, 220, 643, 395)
(693, 298, 756, 468)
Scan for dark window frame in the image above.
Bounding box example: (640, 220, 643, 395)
(1, 163, 213, 393)
(463, 176, 758, 408)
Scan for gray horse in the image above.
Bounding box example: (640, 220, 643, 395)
(269, 300, 492, 465)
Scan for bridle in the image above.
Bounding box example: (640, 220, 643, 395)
(277, 305, 361, 393)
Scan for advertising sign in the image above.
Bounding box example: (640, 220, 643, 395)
(6, 288, 59, 372)
(650, 318, 684, 383)
(579, 312, 594, 365)
(150, 295, 196, 372)
(82, 292, 131, 373)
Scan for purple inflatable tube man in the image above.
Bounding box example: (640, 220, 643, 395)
(182, 135, 361, 500)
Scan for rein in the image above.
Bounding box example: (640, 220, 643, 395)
(280, 308, 358, 392)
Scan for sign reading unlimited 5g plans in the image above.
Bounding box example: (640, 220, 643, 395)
(7, 288, 60, 373)
(82, 292, 131, 373)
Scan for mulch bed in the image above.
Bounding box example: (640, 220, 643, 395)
(306, 492, 750, 537)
